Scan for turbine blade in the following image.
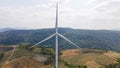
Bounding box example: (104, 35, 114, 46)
(58, 33, 81, 49)
(29, 33, 56, 48)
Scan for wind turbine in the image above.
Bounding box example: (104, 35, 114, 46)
(29, 3, 80, 68)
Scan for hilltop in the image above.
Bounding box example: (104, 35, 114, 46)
(60, 49, 120, 68)
(1, 45, 120, 68)
(0, 45, 55, 68)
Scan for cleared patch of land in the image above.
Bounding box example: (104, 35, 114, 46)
(86, 61, 101, 68)
(104, 51, 120, 59)
(1, 46, 120, 68)
(3, 56, 46, 68)
(60, 49, 82, 58)
(61, 49, 120, 68)
(0, 46, 14, 52)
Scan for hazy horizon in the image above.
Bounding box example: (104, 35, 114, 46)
(0, 0, 120, 30)
(0, 27, 120, 31)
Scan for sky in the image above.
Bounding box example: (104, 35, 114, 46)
(0, 0, 120, 30)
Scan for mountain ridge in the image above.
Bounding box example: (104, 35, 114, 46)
(0, 28, 120, 51)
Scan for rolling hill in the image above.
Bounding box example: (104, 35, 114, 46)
(60, 49, 120, 68)
(0, 46, 55, 68)
(1, 46, 120, 68)
(0, 28, 15, 32)
(0, 28, 120, 51)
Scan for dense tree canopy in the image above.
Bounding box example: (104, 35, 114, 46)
(0, 28, 120, 51)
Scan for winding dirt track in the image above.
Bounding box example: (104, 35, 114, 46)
(2, 46, 17, 64)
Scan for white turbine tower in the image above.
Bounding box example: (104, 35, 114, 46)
(29, 3, 80, 68)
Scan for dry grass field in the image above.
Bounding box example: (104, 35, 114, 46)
(1, 47, 120, 68)
(61, 49, 120, 68)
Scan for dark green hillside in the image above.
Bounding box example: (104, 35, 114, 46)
(0, 28, 120, 51)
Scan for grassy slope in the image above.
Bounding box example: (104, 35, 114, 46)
(61, 49, 120, 68)
(1, 47, 120, 68)
(0, 46, 53, 68)
(3, 57, 44, 68)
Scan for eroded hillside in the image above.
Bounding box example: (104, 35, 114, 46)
(1, 45, 120, 68)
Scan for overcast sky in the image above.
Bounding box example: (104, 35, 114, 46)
(0, 0, 120, 30)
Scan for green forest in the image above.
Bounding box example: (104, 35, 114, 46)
(0, 28, 120, 51)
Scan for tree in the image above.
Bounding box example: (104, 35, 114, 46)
(0, 52, 4, 60)
(33, 47, 41, 54)
(64, 61, 87, 68)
